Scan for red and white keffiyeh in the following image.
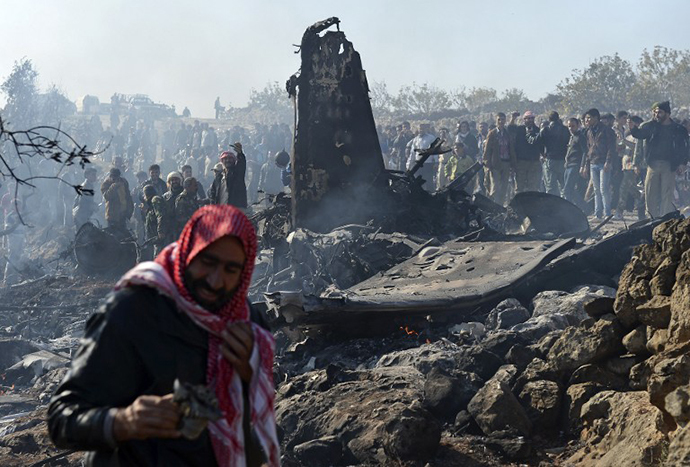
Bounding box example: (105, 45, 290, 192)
(116, 205, 280, 467)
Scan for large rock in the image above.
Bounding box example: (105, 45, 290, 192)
(584, 295, 615, 318)
(453, 345, 504, 381)
(513, 358, 559, 393)
(650, 257, 679, 297)
(512, 286, 615, 342)
(546, 315, 625, 372)
(376, 341, 460, 376)
(568, 364, 627, 391)
(637, 295, 672, 329)
(668, 249, 690, 345)
(648, 328, 669, 354)
(517, 380, 562, 430)
(382, 403, 441, 461)
(276, 366, 428, 465)
(423, 368, 483, 421)
(652, 218, 690, 262)
(564, 382, 604, 434)
(648, 352, 690, 410)
(293, 436, 345, 466)
(614, 249, 656, 328)
(467, 379, 532, 437)
(567, 390, 669, 466)
(505, 344, 537, 370)
(623, 325, 650, 355)
(604, 354, 641, 378)
(665, 386, 690, 426)
(528, 330, 563, 358)
(480, 330, 524, 359)
(484, 298, 530, 330)
(666, 422, 690, 466)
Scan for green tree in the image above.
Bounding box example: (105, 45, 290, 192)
(369, 80, 393, 117)
(391, 82, 451, 115)
(1, 58, 39, 129)
(488, 88, 538, 113)
(464, 87, 498, 112)
(631, 46, 690, 109)
(247, 81, 292, 119)
(557, 54, 636, 114)
(37, 85, 76, 126)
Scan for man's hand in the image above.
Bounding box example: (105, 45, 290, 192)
(220, 322, 254, 383)
(113, 394, 180, 442)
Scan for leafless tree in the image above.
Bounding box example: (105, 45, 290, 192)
(0, 116, 99, 224)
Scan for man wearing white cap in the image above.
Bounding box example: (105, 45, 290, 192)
(208, 143, 248, 209)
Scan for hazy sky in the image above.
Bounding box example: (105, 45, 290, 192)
(2, 0, 689, 118)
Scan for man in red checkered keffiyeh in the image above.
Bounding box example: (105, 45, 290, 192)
(115, 204, 280, 466)
(49, 204, 279, 466)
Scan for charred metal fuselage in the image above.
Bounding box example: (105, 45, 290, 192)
(289, 18, 387, 233)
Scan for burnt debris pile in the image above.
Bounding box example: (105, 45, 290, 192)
(0, 276, 111, 466)
(271, 217, 690, 466)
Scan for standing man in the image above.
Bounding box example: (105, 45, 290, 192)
(144, 165, 167, 198)
(406, 123, 437, 190)
(153, 172, 184, 249)
(175, 177, 201, 235)
(510, 111, 543, 193)
(563, 118, 588, 208)
(391, 122, 413, 171)
(182, 164, 207, 200)
(454, 121, 479, 162)
(580, 108, 617, 219)
(101, 168, 133, 232)
(49, 205, 280, 466)
(618, 115, 644, 219)
(483, 112, 517, 206)
(539, 111, 570, 196)
(631, 101, 690, 218)
(208, 145, 248, 210)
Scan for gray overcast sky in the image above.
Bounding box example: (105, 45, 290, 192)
(2, 0, 689, 118)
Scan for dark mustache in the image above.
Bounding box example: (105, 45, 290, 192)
(195, 281, 223, 296)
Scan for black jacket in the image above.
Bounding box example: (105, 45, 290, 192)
(630, 119, 690, 170)
(539, 121, 570, 160)
(208, 153, 247, 208)
(48, 286, 268, 466)
(566, 130, 587, 168)
(509, 124, 542, 161)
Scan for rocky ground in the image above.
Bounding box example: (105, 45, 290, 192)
(1, 214, 689, 466)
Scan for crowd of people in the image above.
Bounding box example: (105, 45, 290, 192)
(1, 98, 689, 285)
(378, 101, 690, 221)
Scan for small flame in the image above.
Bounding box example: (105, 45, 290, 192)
(425, 339, 431, 344)
(400, 326, 419, 337)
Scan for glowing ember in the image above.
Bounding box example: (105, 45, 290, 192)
(400, 326, 419, 337)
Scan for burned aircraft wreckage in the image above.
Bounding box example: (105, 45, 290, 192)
(66, 17, 669, 341)
(243, 18, 672, 338)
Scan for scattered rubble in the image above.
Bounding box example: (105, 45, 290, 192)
(0, 275, 111, 466)
(3, 15, 690, 467)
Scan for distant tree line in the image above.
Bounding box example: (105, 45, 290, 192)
(368, 46, 690, 119)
